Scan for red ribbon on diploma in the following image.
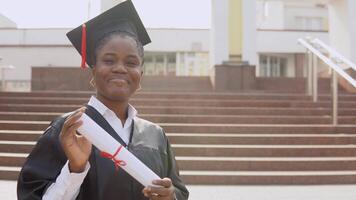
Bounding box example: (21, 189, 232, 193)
(100, 145, 127, 170)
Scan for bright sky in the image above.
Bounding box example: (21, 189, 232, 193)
(0, 0, 211, 28)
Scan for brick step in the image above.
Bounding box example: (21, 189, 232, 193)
(2, 96, 356, 104)
(1, 112, 355, 124)
(0, 97, 319, 104)
(177, 157, 356, 171)
(162, 124, 356, 134)
(0, 130, 41, 141)
(2, 91, 356, 101)
(2, 141, 356, 157)
(0, 167, 19, 180)
(181, 171, 356, 185)
(172, 144, 356, 157)
(0, 91, 322, 100)
(1, 98, 356, 107)
(2, 153, 356, 171)
(3, 167, 356, 184)
(1, 121, 355, 133)
(0, 105, 355, 116)
(0, 95, 308, 101)
(168, 133, 356, 145)
(2, 131, 356, 145)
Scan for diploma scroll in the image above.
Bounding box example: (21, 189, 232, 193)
(77, 113, 161, 187)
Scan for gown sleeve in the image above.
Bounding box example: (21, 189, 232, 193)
(162, 129, 189, 200)
(17, 116, 68, 200)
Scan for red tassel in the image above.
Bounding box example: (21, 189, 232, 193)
(100, 145, 127, 170)
(81, 24, 87, 68)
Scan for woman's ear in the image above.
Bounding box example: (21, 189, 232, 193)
(91, 65, 96, 75)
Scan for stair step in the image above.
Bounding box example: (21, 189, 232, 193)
(4, 152, 356, 171)
(2, 131, 356, 144)
(1, 121, 356, 133)
(2, 167, 356, 184)
(1, 99, 356, 107)
(1, 91, 356, 185)
(1, 105, 355, 116)
(168, 134, 356, 145)
(2, 91, 356, 100)
(1, 112, 355, 124)
(2, 141, 356, 156)
(181, 170, 356, 185)
(0, 130, 41, 141)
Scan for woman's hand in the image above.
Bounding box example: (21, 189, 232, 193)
(142, 178, 176, 200)
(59, 107, 92, 173)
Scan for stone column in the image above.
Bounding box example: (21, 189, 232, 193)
(210, 0, 229, 67)
(328, 0, 356, 63)
(101, 0, 125, 12)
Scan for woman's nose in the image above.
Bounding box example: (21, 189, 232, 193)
(112, 62, 128, 73)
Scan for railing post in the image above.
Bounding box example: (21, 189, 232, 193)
(332, 69, 338, 125)
(306, 51, 312, 96)
(312, 54, 318, 102)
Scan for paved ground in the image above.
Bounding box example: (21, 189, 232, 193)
(2, 181, 356, 200)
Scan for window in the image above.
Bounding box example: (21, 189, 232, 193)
(167, 54, 176, 76)
(259, 55, 288, 77)
(295, 16, 323, 31)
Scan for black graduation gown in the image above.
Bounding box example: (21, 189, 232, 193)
(17, 105, 189, 200)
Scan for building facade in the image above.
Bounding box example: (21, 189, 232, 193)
(1, 0, 355, 91)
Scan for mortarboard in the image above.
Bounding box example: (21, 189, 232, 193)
(66, 0, 151, 68)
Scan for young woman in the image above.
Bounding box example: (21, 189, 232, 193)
(17, 1, 189, 200)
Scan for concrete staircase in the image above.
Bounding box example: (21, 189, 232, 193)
(0, 91, 356, 185)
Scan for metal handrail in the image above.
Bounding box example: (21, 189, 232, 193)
(298, 38, 356, 87)
(298, 37, 356, 125)
(313, 38, 356, 71)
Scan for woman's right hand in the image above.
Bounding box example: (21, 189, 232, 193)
(59, 107, 92, 173)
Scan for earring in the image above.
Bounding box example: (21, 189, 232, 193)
(136, 84, 142, 92)
(90, 78, 96, 88)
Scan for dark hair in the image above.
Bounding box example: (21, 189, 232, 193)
(93, 31, 144, 66)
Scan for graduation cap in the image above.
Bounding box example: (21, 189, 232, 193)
(67, 0, 151, 68)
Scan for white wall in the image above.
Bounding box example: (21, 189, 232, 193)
(0, 14, 17, 28)
(284, 5, 328, 30)
(242, 0, 258, 65)
(0, 29, 71, 45)
(0, 28, 209, 51)
(329, 0, 356, 64)
(348, 0, 356, 64)
(101, 0, 124, 12)
(0, 47, 80, 80)
(257, 0, 329, 31)
(257, 30, 328, 53)
(145, 29, 209, 52)
(256, 1, 284, 29)
(0, 28, 209, 85)
(210, 0, 229, 66)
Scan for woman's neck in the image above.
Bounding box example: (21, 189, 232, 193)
(96, 94, 129, 126)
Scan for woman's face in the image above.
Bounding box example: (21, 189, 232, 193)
(92, 34, 143, 102)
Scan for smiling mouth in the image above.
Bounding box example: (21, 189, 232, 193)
(109, 79, 128, 84)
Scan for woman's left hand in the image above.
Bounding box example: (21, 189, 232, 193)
(142, 178, 175, 200)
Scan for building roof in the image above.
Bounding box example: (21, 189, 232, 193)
(0, 14, 17, 28)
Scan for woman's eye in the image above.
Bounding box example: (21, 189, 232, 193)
(126, 61, 139, 67)
(104, 60, 114, 65)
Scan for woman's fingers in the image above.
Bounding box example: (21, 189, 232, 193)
(66, 120, 83, 136)
(59, 107, 91, 173)
(147, 186, 171, 197)
(142, 178, 174, 199)
(65, 107, 86, 126)
(61, 107, 86, 138)
(152, 178, 172, 188)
